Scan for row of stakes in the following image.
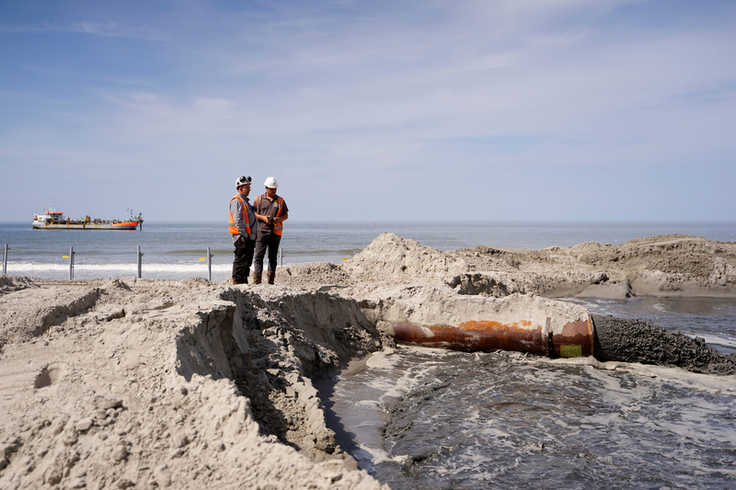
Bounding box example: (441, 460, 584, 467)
(2, 244, 284, 281)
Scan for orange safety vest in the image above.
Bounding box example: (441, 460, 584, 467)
(228, 194, 251, 236)
(255, 195, 285, 236)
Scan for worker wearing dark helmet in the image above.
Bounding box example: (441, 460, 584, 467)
(253, 176, 289, 285)
(228, 175, 257, 285)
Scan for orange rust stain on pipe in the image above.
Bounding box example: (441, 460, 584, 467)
(392, 320, 548, 356)
(391, 315, 595, 358)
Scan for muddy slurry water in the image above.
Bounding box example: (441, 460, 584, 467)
(332, 347, 736, 490)
(322, 268, 736, 490)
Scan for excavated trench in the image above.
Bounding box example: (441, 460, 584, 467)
(173, 287, 387, 458)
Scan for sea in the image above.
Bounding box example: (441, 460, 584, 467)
(2, 220, 736, 489)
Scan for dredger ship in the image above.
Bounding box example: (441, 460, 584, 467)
(32, 209, 143, 230)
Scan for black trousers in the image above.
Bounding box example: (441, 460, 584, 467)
(232, 235, 255, 283)
(253, 233, 281, 273)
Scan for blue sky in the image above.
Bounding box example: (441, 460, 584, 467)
(1, 0, 735, 222)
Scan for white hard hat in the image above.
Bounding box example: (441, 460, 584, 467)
(264, 176, 278, 189)
(235, 175, 252, 188)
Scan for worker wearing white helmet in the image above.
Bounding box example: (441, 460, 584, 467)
(228, 175, 257, 285)
(252, 176, 289, 284)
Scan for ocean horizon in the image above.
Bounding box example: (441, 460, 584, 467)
(2, 219, 736, 282)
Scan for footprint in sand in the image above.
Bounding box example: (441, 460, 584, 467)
(33, 363, 67, 389)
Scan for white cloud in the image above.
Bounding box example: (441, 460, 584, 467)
(2, 0, 735, 221)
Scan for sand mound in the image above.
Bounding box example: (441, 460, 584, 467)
(0, 286, 101, 344)
(278, 262, 354, 289)
(0, 276, 37, 297)
(340, 233, 736, 298)
(344, 233, 468, 285)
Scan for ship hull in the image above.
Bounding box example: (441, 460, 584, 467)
(32, 221, 140, 230)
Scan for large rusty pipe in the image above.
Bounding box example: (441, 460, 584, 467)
(392, 315, 595, 359)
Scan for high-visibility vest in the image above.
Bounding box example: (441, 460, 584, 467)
(255, 195, 285, 236)
(228, 194, 251, 236)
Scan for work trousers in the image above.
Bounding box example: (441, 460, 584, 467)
(232, 235, 255, 283)
(253, 233, 281, 273)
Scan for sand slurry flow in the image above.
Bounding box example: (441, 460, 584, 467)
(1, 232, 736, 489)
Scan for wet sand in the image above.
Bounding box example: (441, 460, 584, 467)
(592, 314, 736, 374)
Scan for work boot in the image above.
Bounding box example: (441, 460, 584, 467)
(232, 277, 247, 285)
(267, 271, 275, 285)
(252, 272, 262, 285)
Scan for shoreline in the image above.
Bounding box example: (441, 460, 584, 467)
(2, 232, 736, 488)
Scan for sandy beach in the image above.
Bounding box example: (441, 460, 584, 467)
(2, 233, 736, 489)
